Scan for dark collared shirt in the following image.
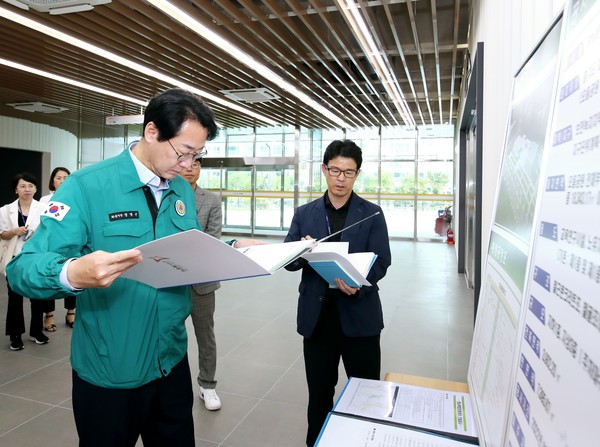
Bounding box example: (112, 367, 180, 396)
(324, 192, 352, 242)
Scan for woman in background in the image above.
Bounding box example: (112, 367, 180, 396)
(0, 172, 47, 350)
(39, 167, 75, 329)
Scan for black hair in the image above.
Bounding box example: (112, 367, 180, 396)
(322, 140, 363, 170)
(143, 88, 218, 142)
(12, 172, 39, 190)
(48, 166, 71, 191)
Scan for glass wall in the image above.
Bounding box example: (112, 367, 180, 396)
(415, 126, 454, 239)
(80, 123, 142, 169)
(80, 121, 454, 241)
(197, 124, 454, 240)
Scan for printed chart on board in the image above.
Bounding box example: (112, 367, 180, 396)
(505, 1, 600, 446)
(467, 14, 563, 447)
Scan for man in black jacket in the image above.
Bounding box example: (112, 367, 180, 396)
(285, 139, 392, 446)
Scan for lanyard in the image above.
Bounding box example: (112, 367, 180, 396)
(325, 211, 332, 236)
(17, 202, 27, 227)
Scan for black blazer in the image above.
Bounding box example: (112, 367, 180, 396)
(285, 192, 392, 338)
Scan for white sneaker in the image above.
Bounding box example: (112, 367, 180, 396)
(199, 386, 221, 411)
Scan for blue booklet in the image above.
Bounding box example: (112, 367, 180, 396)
(304, 250, 377, 288)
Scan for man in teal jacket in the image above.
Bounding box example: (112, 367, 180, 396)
(7, 88, 218, 447)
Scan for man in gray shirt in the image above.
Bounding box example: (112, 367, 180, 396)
(180, 156, 223, 410)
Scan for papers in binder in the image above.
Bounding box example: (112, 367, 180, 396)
(235, 238, 316, 272)
(333, 377, 478, 441)
(302, 242, 377, 287)
(315, 413, 476, 447)
(121, 229, 315, 288)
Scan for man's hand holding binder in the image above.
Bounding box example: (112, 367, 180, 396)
(302, 242, 377, 290)
(299, 211, 381, 292)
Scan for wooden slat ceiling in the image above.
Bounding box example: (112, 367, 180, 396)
(0, 0, 470, 137)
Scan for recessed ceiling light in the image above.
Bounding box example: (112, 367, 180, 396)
(7, 101, 68, 113)
(1, 0, 28, 10)
(49, 4, 94, 15)
(220, 88, 280, 103)
(1, 0, 111, 14)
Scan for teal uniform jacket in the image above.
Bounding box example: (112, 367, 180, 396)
(6, 149, 199, 389)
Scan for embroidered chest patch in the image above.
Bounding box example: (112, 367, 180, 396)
(109, 211, 140, 221)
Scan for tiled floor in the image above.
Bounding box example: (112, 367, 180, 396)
(0, 240, 474, 447)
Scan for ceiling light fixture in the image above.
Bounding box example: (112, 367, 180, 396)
(48, 4, 93, 15)
(335, 1, 416, 128)
(7, 101, 68, 113)
(1, 0, 110, 14)
(0, 58, 148, 106)
(0, 6, 278, 126)
(2, 0, 28, 10)
(220, 87, 280, 103)
(146, 0, 350, 129)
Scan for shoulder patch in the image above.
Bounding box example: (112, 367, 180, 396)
(175, 200, 186, 216)
(42, 201, 71, 222)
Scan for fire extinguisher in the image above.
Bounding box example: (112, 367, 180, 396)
(447, 228, 455, 244)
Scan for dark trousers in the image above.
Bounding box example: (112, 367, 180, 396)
(64, 294, 76, 310)
(303, 294, 381, 446)
(5, 278, 45, 337)
(41, 299, 55, 316)
(41, 295, 76, 315)
(72, 355, 195, 447)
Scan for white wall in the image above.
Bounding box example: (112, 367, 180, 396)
(0, 116, 78, 194)
(469, 0, 565, 261)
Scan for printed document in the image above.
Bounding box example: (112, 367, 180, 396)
(316, 413, 476, 447)
(334, 377, 478, 439)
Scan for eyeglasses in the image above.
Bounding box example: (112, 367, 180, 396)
(325, 166, 358, 178)
(167, 139, 207, 161)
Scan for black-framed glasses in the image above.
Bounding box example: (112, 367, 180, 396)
(325, 166, 358, 178)
(167, 139, 207, 161)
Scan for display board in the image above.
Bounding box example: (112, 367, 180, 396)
(468, 14, 563, 447)
(505, 0, 600, 445)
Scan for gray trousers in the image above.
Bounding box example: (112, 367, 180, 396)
(190, 289, 217, 389)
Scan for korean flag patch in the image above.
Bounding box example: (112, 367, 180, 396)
(43, 201, 71, 222)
